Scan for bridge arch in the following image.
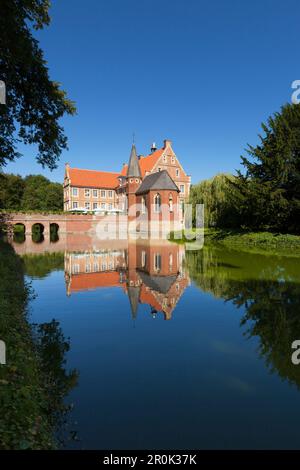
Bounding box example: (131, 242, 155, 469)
(50, 222, 59, 233)
(13, 222, 26, 233)
(32, 223, 45, 243)
(13, 223, 26, 243)
(50, 223, 59, 242)
(32, 222, 44, 234)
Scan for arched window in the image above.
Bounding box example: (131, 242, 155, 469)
(141, 250, 147, 268)
(169, 193, 173, 212)
(154, 193, 161, 213)
(154, 253, 162, 272)
(141, 196, 146, 214)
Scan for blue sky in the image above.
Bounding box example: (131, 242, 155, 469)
(5, 0, 300, 183)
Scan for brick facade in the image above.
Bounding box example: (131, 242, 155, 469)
(64, 140, 191, 219)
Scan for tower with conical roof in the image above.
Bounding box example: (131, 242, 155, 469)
(127, 240, 141, 320)
(126, 143, 142, 222)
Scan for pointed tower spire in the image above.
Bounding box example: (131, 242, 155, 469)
(127, 285, 140, 319)
(127, 143, 141, 178)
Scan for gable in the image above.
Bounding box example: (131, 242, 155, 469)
(136, 170, 180, 195)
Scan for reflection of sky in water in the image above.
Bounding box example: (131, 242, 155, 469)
(17, 237, 300, 449)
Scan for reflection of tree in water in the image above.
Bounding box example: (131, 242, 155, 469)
(228, 280, 300, 388)
(23, 252, 64, 278)
(0, 241, 78, 449)
(33, 319, 79, 447)
(186, 247, 300, 389)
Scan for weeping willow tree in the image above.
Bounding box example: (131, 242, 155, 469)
(189, 173, 239, 228)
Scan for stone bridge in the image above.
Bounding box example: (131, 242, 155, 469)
(5, 212, 182, 240)
(9, 213, 68, 235)
(7, 212, 125, 237)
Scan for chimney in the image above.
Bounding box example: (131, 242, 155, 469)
(65, 162, 70, 177)
(163, 139, 172, 149)
(150, 142, 157, 153)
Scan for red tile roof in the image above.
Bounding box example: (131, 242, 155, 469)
(69, 147, 164, 188)
(69, 168, 120, 189)
(139, 284, 162, 312)
(121, 148, 164, 177)
(70, 272, 123, 292)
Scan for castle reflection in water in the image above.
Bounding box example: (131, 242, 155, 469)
(12, 233, 190, 320)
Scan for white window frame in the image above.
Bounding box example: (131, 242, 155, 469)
(85, 202, 90, 210)
(154, 193, 161, 213)
(169, 194, 173, 212)
(85, 188, 90, 197)
(141, 196, 146, 214)
(180, 184, 185, 194)
(141, 250, 147, 268)
(93, 262, 99, 272)
(154, 193, 161, 214)
(72, 187, 78, 196)
(85, 264, 91, 273)
(154, 253, 162, 272)
(73, 264, 80, 274)
(108, 203, 113, 210)
(176, 169, 180, 177)
(93, 189, 98, 198)
(108, 190, 113, 198)
(101, 202, 106, 210)
(72, 201, 78, 209)
(101, 190, 106, 198)
(93, 202, 98, 210)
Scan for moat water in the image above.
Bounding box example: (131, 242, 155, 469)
(9, 233, 300, 449)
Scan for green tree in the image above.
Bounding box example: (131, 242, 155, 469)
(0, 0, 76, 170)
(189, 173, 239, 228)
(20, 174, 63, 211)
(0, 173, 25, 209)
(234, 103, 300, 233)
(44, 182, 63, 210)
(21, 174, 50, 210)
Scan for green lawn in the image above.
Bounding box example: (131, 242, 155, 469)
(169, 228, 300, 257)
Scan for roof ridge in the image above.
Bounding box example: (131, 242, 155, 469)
(70, 168, 120, 175)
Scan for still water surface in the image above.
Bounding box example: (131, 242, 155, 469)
(12, 234, 300, 449)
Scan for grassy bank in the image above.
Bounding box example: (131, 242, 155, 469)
(169, 228, 300, 256)
(0, 240, 78, 449)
